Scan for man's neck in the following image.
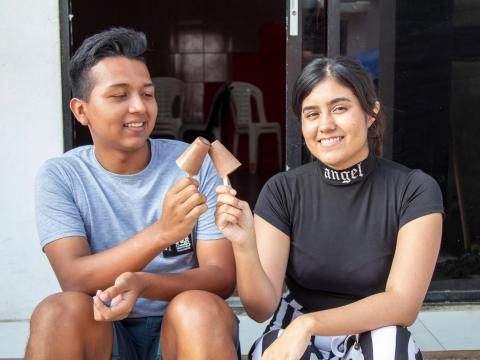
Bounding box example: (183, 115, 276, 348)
(94, 141, 151, 175)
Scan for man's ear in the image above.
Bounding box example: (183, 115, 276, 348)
(70, 98, 89, 126)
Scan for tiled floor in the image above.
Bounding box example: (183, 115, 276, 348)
(2, 304, 479, 358)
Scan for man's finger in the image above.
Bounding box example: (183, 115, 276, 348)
(99, 281, 128, 304)
(180, 192, 207, 214)
(93, 295, 108, 321)
(174, 183, 201, 205)
(170, 177, 199, 195)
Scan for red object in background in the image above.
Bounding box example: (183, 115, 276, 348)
(222, 23, 286, 172)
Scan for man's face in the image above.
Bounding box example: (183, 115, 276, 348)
(73, 57, 157, 154)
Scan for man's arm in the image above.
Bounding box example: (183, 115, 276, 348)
(45, 177, 207, 295)
(139, 237, 236, 300)
(93, 238, 236, 321)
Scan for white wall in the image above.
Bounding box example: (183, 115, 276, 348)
(0, 0, 62, 320)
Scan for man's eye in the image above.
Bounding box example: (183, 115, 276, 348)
(112, 94, 127, 98)
(143, 92, 154, 97)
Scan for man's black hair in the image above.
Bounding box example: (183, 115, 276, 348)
(69, 27, 147, 100)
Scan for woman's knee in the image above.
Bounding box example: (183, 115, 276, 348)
(360, 326, 420, 360)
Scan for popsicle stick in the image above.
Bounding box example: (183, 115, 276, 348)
(223, 176, 231, 186)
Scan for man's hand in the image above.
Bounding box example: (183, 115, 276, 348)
(93, 272, 145, 321)
(156, 177, 208, 246)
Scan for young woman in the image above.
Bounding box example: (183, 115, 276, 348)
(215, 57, 443, 360)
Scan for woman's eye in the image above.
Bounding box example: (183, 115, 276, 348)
(333, 106, 347, 113)
(112, 93, 127, 98)
(305, 112, 319, 119)
(143, 92, 154, 97)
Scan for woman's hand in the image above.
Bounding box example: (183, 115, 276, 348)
(93, 272, 145, 321)
(262, 316, 312, 360)
(215, 185, 255, 248)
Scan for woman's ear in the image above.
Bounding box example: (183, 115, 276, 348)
(373, 101, 381, 115)
(367, 101, 381, 128)
(70, 98, 89, 126)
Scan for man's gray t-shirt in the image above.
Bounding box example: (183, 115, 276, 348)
(35, 138, 223, 317)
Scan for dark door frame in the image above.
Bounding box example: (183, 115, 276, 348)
(285, 0, 303, 170)
(59, 0, 73, 152)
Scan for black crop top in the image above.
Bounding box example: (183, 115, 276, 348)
(254, 154, 444, 312)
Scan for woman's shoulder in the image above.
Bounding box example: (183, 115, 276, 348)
(264, 161, 318, 188)
(375, 157, 441, 192)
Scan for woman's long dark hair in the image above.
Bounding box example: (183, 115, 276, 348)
(292, 57, 385, 156)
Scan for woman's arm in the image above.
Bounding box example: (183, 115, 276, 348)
(215, 186, 290, 322)
(261, 213, 442, 359)
(300, 212, 442, 335)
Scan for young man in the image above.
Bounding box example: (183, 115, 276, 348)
(26, 28, 238, 360)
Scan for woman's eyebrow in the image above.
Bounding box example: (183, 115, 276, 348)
(302, 97, 352, 113)
(327, 97, 351, 106)
(302, 105, 319, 113)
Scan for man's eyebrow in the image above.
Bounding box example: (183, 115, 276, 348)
(106, 83, 154, 89)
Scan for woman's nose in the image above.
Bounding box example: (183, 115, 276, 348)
(317, 113, 336, 132)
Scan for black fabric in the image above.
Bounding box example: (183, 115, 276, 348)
(254, 154, 444, 312)
(359, 331, 374, 360)
(261, 329, 280, 355)
(394, 326, 410, 360)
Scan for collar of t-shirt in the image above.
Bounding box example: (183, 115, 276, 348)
(317, 152, 376, 186)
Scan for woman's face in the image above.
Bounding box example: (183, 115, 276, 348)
(301, 77, 376, 170)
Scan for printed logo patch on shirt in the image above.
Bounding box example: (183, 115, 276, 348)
(162, 234, 194, 258)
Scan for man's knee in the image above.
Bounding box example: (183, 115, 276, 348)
(27, 292, 113, 360)
(30, 291, 94, 330)
(162, 290, 236, 336)
(161, 291, 238, 359)
(164, 290, 235, 331)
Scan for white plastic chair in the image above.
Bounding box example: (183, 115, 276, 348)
(151, 77, 185, 139)
(229, 81, 282, 173)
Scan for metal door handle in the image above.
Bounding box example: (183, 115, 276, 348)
(289, 0, 299, 36)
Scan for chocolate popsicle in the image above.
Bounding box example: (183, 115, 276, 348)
(209, 140, 241, 185)
(176, 137, 211, 177)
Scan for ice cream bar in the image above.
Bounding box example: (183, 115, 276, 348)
(176, 137, 211, 176)
(209, 140, 242, 185)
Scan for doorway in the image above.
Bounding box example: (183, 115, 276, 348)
(286, 0, 480, 301)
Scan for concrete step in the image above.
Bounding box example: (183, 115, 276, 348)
(2, 302, 480, 358)
(4, 352, 480, 360)
(238, 351, 480, 360)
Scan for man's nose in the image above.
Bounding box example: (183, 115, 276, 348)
(129, 95, 147, 113)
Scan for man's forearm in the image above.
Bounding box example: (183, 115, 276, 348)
(58, 223, 173, 294)
(137, 265, 236, 301)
